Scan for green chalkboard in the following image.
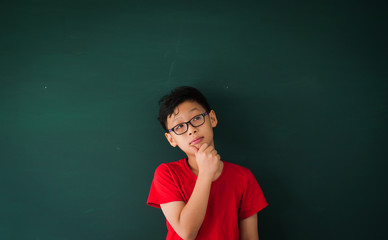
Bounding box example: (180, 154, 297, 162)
(1, 0, 387, 239)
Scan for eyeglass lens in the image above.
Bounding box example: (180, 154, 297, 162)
(173, 114, 205, 135)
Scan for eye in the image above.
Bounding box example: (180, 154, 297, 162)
(192, 115, 202, 121)
(175, 124, 185, 130)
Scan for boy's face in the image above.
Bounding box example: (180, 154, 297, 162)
(164, 101, 218, 156)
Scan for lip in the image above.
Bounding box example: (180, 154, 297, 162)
(190, 137, 203, 145)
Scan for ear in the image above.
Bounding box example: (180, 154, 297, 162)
(209, 110, 218, 128)
(164, 132, 177, 147)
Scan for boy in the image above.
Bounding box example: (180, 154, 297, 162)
(147, 86, 268, 240)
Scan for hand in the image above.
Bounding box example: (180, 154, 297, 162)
(189, 143, 221, 179)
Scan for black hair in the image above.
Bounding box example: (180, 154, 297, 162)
(158, 86, 211, 131)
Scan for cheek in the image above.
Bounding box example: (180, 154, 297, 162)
(174, 138, 190, 150)
(172, 137, 184, 147)
(176, 144, 190, 154)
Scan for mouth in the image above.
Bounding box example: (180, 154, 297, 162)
(190, 137, 203, 145)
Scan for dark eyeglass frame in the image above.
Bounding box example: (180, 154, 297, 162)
(167, 112, 209, 135)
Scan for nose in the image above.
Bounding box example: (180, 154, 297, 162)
(187, 124, 198, 135)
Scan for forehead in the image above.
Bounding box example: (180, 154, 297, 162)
(167, 101, 205, 126)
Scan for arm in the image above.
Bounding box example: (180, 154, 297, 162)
(161, 175, 212, 240)
(160, 143, 220, 240)
(239, 213, 259, 240)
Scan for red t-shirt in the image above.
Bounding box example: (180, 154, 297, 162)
(147, 158, 268, 240)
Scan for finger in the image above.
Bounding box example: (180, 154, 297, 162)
(203, 144, 214, 153)
(198, 143, 208, 152)
(210, 148, 218, 155)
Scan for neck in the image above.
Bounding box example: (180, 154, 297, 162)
(187, 156, 199, 175)
(186, 155, 224, 179)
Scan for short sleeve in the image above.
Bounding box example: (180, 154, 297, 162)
(147, 164, 184, 208)
(239, 170, 268, 220)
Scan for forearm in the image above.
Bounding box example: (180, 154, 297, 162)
(178, 174, 212, 239)
(239, 214, 259, 240)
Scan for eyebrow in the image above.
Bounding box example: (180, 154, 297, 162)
(172, 107, 201, 123)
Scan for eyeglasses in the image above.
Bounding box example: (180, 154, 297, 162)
(167, 112, 208, 135)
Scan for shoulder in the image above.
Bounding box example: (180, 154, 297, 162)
(154, 158, 187, 176)
(224, 161, 253, 177)
(223, 161, 258, 186)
